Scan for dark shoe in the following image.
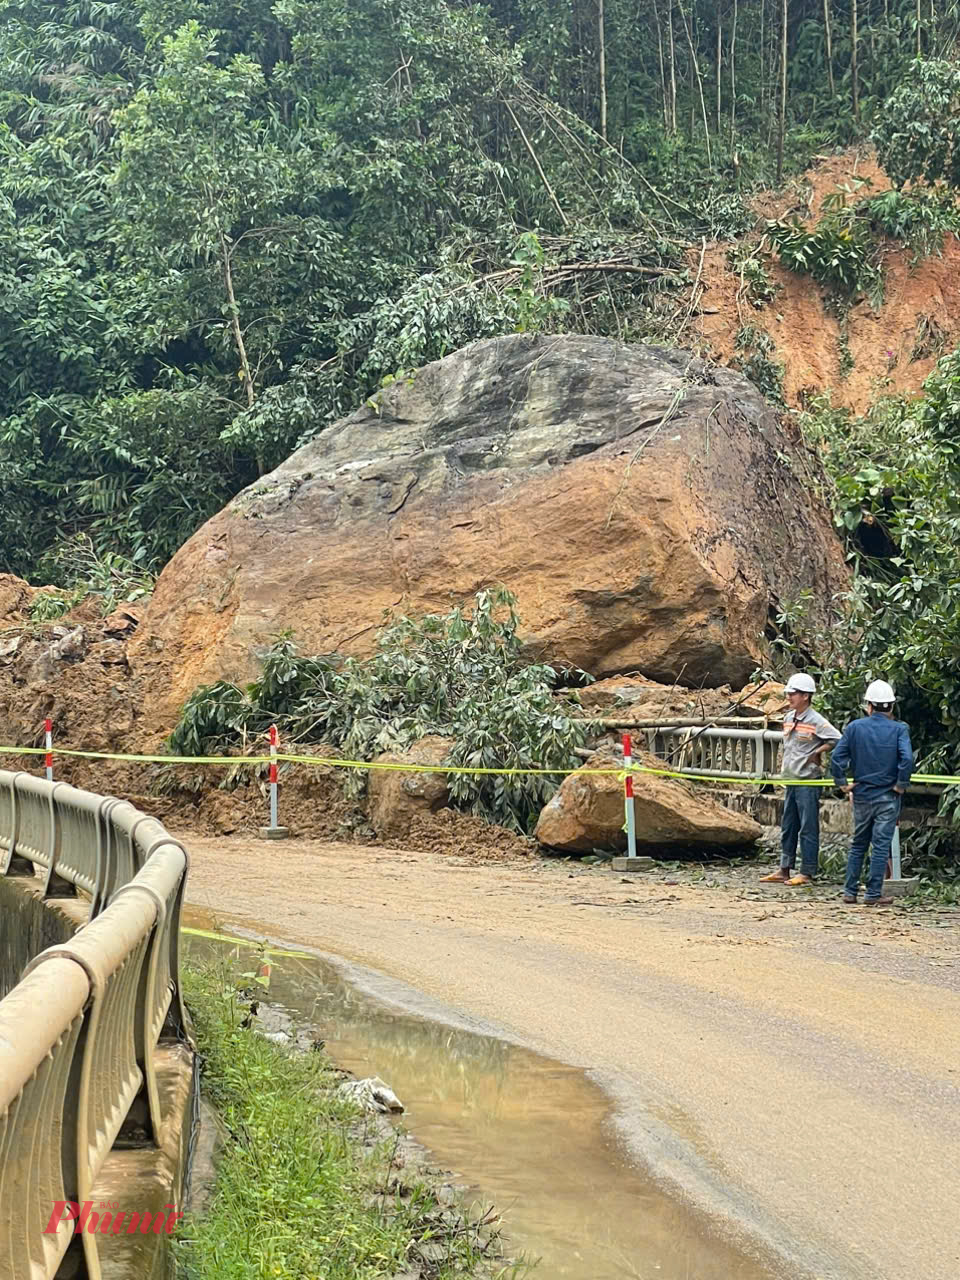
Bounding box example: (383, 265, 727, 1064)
(864, 896, 894, 908)
(842, 894, 857, 904)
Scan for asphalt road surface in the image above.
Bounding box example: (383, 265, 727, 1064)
(182, 836, 960, 1280)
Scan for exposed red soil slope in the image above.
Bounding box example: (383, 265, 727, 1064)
(688, 148, 960, 413)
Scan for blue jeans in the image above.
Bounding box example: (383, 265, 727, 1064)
(845, 793, 900, 901)
(780, 784, 820, 876)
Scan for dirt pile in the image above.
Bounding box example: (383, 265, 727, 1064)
(690, 148, 960, 413)
(0, 612, 533, 858)
(0, 584, 148, 792)
(392, 809, 535, 861)
(0, 574, 40, 624)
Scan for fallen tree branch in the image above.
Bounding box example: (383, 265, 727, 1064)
(584, 716, 778, 729)
(502, 99, 569, 229)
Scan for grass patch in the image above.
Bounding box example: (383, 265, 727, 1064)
(177, 963, 527, 1280)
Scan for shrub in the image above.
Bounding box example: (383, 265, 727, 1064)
(727, 244, 779, 307)
(765, 192, 883, 302)
(29, 591, 80, 623)
(168, 589, 592, 833)
(732, 325, 786, 406)
(873, 59, 960, 190)
(860, 188, 960, 260)
(38, 534, 156, 614)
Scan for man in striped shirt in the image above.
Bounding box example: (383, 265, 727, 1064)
(761, 673, 840, 886)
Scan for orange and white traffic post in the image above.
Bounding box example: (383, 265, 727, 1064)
(259, 724, 289, 839)
(622, 732, 637, 859)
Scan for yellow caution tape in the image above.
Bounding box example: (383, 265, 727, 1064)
(0, 741, 953, 787)
(181, 925, 313, 958)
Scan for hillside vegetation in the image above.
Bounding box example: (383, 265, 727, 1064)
(2, 0, 959, 578)
(5, 1, 960, 853)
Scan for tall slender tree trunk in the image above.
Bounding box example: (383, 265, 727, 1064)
(730, 0, 738, 148)
(652, 0, 669, 129)
(503, 101, 569, 228)
(777, 0, 788, 183)
(916, 0, 923, 55)
(851, 0, 860, 122)
(760, 0, 767, 112)
(716, 15, 722, 136)
(598, 0, 608, 142)
(219, 229, 255, 410)
(667, 0, 678, 133)
(823, 0, 835, 95)
(679, 2, 712, 164)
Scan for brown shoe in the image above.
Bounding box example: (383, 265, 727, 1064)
(760, 869, 791, 883)
(842, 894, 857, 904)
(864, 896, 895, 907)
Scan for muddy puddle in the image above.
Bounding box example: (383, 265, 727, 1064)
(184, 923, 782, 1280)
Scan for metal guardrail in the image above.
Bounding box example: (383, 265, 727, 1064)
(642, 724, 784, 778)
(0, 770, 189, 1280)
(642, 725, 942, 797)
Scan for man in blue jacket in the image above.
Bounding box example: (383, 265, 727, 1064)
(830, 680, 914, 907)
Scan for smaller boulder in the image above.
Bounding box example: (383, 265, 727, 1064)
(535, 748, 762, 853)
(338, 1076, 404, 1114)
(103, 602, 145, 636)
(47, 626, 86, 662)
(0, 574, 36, 623)
(734, 679, 787, 719)
(577, 674, 668, 713)
(367, 735, 454, 838)
(577, 675, 788, 722)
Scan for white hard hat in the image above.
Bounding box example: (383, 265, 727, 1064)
(785, 673, 817, 694)
(865, 679, 896, 704)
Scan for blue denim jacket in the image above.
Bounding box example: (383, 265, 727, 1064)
(830, 714, 914, 800)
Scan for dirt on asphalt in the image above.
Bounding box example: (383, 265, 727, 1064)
(179, 832, 960, 1280)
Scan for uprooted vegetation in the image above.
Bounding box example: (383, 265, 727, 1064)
(27, 535, 156, 622)
(166, 588, 592, 834)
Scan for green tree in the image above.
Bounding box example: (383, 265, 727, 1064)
(111, 23, 318, 417)
(873, 58, 960, 189)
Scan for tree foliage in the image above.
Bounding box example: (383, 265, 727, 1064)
(776, 355, 960, 774)
(873, 58, 960, 189)
(167, 589, 592, 832)
(1, 1, 958, 578)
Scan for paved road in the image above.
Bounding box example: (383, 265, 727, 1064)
(183, 836, 960, 1280)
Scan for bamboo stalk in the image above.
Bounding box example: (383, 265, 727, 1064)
(503, 100, 569, 229)
(598, 0, 608, 143)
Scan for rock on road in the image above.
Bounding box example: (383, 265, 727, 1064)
(182, 836, 960, 1280)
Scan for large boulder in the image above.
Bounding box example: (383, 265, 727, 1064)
(131, 334, 848, 725)
(366, 735, 454, 837)
(534, 749, 763, 852)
